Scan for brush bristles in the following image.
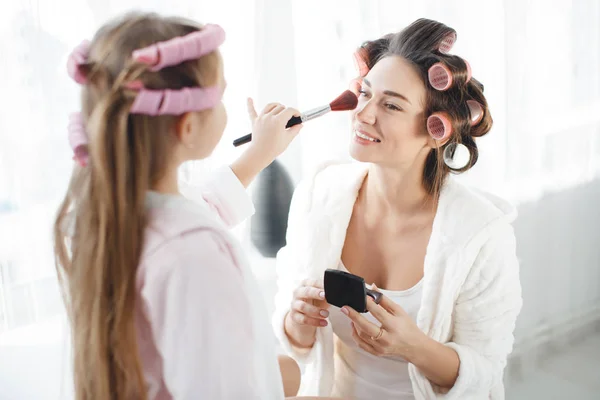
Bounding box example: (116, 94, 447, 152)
(329, 90, 358, 111)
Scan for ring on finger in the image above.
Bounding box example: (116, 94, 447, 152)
(370, 326, 384, 341)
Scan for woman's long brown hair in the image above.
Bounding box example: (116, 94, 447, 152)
(53, 12, 221, 399)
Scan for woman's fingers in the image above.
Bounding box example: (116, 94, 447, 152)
(290, 279, 330, 328)
(341, 305, 381, 339)
(292, 300, 329, 319)
(294, 285, 325, 302)
(290, 309, 327, 327)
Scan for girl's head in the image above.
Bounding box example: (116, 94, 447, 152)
(54, 12, 226, 399)
(79, 12, 227, 171)
(349, 18, 492, 198)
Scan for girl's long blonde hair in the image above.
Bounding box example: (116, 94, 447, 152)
(53, 12, 221, 399)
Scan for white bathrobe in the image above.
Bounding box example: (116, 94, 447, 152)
(272, 161, 522, 399)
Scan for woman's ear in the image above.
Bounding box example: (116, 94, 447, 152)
(426, 133, 452, 149)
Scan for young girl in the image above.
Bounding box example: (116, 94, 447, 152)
(54, 12, 307, 400)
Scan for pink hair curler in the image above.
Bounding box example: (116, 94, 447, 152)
(124, 80, 145, 90)
(428, 62, 453, 91)
(67, 40, 91, 84)
(349, 77, 362, 96)
(466, 100, 483, 125)
(464, 59, 472, 83)
(129, 86, 222, 116)
(127, 24, 227, 115)
(353, 47, 370, 77)
(132, 24, 225, 71)
(427, 112, 453, 140)
(68, 112, 89, 166)
(439, 32, 456, 54)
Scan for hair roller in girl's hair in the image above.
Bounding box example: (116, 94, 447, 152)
(67, 40, 91, 84)
(68, 112, 89, 166)
(132, 24, 225, 71)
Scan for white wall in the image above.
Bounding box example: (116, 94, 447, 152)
(0, 317, 72, 400)
(510, 177, 600, 360)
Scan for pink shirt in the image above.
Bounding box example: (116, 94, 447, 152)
(135, 166, 284, 400)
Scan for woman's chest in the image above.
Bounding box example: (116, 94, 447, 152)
(341, 213, 432, 291)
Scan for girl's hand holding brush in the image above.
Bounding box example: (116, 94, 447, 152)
(246, 99, 304, 160)
(231, 90, 358, 187)
(230, 99, 303, 188)
(233, 90, 358, 147)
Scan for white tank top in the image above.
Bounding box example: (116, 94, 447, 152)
(329, 263, 423, 399)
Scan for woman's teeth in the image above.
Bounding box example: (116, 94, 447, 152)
(355, 130, 380, 142)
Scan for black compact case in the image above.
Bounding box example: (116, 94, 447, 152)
(324, 269, 382, 313)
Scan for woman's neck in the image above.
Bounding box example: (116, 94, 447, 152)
(363, 162, 432, 217)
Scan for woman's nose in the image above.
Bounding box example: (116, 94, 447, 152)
(355, 101, 376, 125)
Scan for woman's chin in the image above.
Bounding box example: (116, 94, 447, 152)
(349, 142, 375, 163)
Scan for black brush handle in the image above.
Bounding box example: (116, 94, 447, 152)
(232, 115, 303, 147)
(285, 115, 303, 128)
(233, 133, 252, 147)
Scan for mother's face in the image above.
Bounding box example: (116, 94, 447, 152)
(350, 56, 432, 168)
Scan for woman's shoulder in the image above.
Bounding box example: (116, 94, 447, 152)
(291, 159, 368, 211)
(309, 159, 367, 182)
(438, 177, 518, 248)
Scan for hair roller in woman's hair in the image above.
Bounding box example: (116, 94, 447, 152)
(466, 100, 483, 126)
(427, 112, 453, 140)
(428, 62, 453, 91)
(463, 59, 472, 83)
(443, 142, 470, 170)
(353, 47, 370, 77)
(438, 32, 456, 54)
(349, 78, 362, 96)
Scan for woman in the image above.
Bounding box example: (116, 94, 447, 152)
(272, 19, 522, 399)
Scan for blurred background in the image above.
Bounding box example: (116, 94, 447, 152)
(0, 0, 599, 398)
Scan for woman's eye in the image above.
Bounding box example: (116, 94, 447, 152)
(385, 103, 402, 111)
(358, 89, 369, 97)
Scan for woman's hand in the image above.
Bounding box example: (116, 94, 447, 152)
(341, 289, 426, 360)
(343, 290, 460, 389)
(283, 279, 330, 349)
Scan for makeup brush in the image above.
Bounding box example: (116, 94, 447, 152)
(232, 90, 358, 147)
